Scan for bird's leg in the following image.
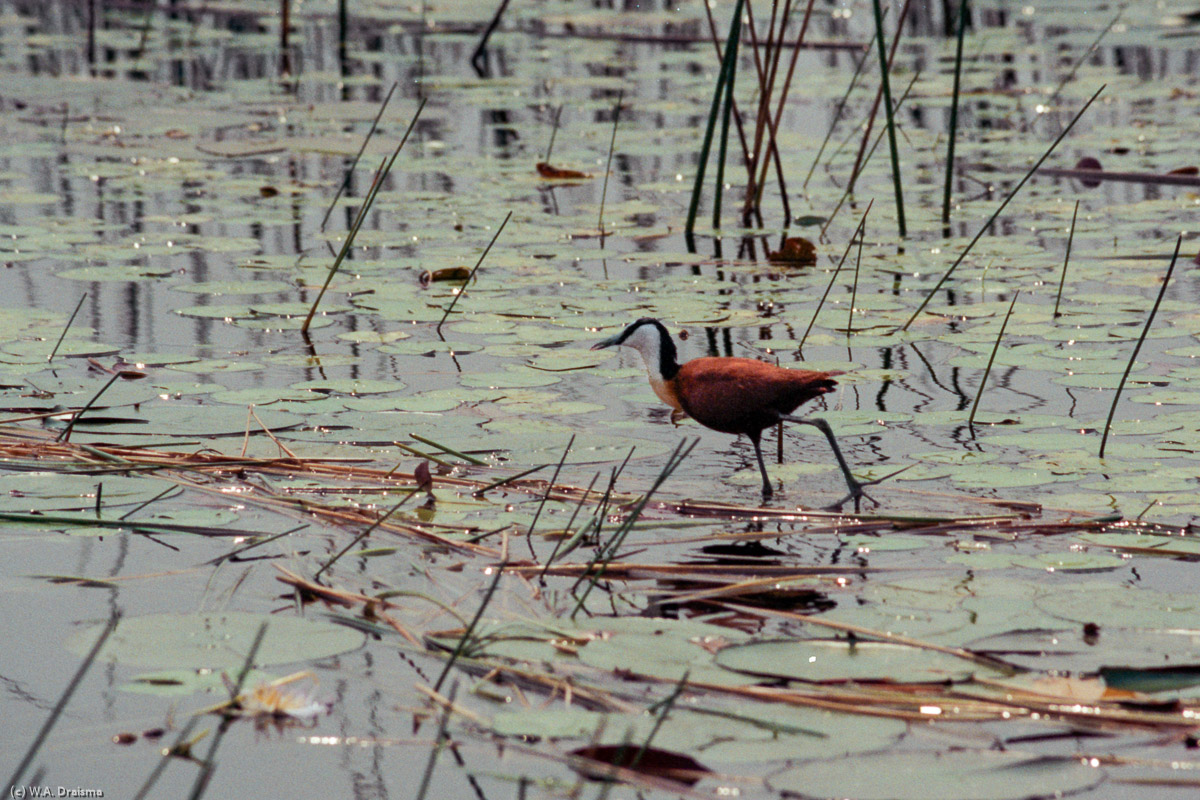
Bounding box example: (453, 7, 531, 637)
(749, 432, 774, 497)
(780, 416, 870, 511)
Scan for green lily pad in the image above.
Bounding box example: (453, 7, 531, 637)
(769, 749, 1103, 799)
(69, 611, 363, 668)
(714, 638, 999, 683)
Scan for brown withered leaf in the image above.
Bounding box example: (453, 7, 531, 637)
(768, 236, 817, 265)
(536, 162, 591, 180)
(418, 267, 471, 288)
(569, 744, 711, 786)
(415, 460, 434, 495)
(1075, 156, 1103, 188)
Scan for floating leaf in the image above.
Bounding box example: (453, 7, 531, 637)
(714, 638, 998, 683)
(69, 611, 363, 668)
(770, 749, 1104, 799)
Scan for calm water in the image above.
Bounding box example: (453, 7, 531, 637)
(3, 1, 1199, 797)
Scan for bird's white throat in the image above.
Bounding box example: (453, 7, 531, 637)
(615, 322, 670, 382)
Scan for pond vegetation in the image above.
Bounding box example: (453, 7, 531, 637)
(4, 0, 1200, 797)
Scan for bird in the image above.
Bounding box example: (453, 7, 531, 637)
(591, 317, 867, 509)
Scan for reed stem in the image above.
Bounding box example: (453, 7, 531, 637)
(597, 91, 624, 238)
(1099, 236, 1181, 458)
(1053, 200, 1079, 317)
(305, 97, 426, 332)
(968, 290, 1019, 426)
(685, 0, 745, 244)
(941, 0, 968, 226)
(871, 0, 905, 237)
(437, 210, 512, 333)
(47, 292, 88, 363)
(900, 84, 1105, 332)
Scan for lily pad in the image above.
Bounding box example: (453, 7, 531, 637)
(769, 749, 1104, 799)
(714, 638, 999, 683)
(69, 611, 363, 668)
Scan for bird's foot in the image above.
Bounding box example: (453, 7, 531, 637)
(823, 464, 913, 513)
(823, 484, 876, 513)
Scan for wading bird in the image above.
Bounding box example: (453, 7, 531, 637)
(591, 318, 868, 509)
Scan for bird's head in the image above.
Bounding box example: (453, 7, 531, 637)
(590, 318, 679, 378)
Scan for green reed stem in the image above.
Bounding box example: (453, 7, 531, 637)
(597, 90, 623, 237)
(820, 71, 918, 242)
(570, 439, 696, 619)
(433, 564, 507, 692)
(539, 472, 599, 580)
(685, 0, 745, 244)
(47, 292, 87, 363)
(526, 435, 574, 543)
(899, 83, 1105, 332)
(633, 669, 690, 769)
(1047, 7, 1122, 106)
(1099, 236, 1181, 459)
(118, 485, 182, 520)
(544, 104, 564, 162)
(55, 371, 126, 443)
(321, 81, 397, 231)
(409, 433, 488, 465)
(712, 40, 737, 232)
(437, 210, 512, 333)
(314, 493, 412, 580)
(304, 96, 426, 333)
(186, 621, 269, 800)
(802, 200, 872, 350)
(414, 682, 458, 800)
(1053, 200, 1079, 317)
(941, 0, 968, 225)
(847, 208, 867, 333)
(968, 290, 1020, 427)
(393, 442, 454, 469)
(871, 0, 905, 237)
(803, 30, 876, 190)
(474, 462, 549, 495)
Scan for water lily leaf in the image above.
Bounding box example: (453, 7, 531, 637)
(843, 534, 932, 552)
(234, 315, 335, 331)
(714, 638, 997, 683)
(1036, 585, 1200, 631)
(121, 667, 275, 696)
(0, 473, 170, 511)
(949, 465, 1072, 489)
(174, 280, 293, 295)
(210, 388, 317, 406)
(166, 359, 264, 373)
(336, 330, 411, 344)
(69, 611, 363, 668)
(1, 338, 121, 362)
(174, 303, 257, 319)
(460, 367, 561, 389)
(770, 750, 1103, 799)
(56, 265, 175, 282)
(578, 631, 748, 686)
(290, 378, 404, 395)
(251, 301, 352, 317)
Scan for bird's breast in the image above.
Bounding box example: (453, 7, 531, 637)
(648, 376, 685, 414)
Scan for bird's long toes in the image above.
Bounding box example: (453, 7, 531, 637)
(824, 485, 879, 513)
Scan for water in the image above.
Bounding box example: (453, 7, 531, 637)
(3, 1, 1200, 797)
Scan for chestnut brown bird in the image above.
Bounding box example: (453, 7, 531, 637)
(591, 318, 865, 508)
